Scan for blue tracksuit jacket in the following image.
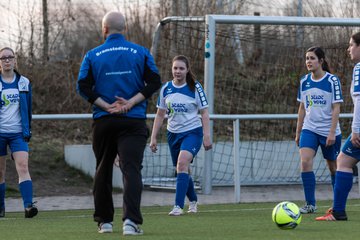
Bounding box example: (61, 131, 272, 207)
(77, 33, 161, 119)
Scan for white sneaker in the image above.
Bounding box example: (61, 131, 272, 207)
(98, 222, 113, 233)
(188, 201, 198, 213)
(299, 204, 317, 214)
(168, 205, 184, 216)
(123, 219, 143, 235)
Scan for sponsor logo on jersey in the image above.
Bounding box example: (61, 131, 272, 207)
(2, 93, 18, 106)
(0, 98, 6, 107)
(167, 102, 188, 116)
(105, 70, 132, 76)
(306, 94, 326, 108)
(305, 95, 313, 108)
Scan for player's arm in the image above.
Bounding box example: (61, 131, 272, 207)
(200, 108, 212, 151)
(149, 108, 167, 153)
(326, 103, 340, 147)
(295, 103, 305, 146)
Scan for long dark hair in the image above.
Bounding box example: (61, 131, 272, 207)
(172, 55, 196, 92)
(306, 46, 331, 73)
(351, 32, 360, 45)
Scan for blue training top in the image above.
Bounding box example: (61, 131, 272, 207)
(77, 33, 161, 119)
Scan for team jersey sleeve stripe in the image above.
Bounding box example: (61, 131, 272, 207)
(330, 75, 343, 103)
(195, 82, 208, 108)
(353, 65, 360, 95)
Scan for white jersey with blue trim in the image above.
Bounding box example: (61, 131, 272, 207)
(0, 76, 22, 133)
(157, 80, 208, 133)
(297, 72, 343, 137)
(351, 62, 360, 133)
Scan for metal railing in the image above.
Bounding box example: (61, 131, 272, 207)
(33, 113, 354, 202)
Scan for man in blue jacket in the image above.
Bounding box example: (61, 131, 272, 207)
(77, 11, 161, 236)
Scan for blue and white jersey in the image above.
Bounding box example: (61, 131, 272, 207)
(351, 62, 360, 133)
(297, 72, 343, 137)
(0, 76, 22, 133)
(157, 81, 208, 133)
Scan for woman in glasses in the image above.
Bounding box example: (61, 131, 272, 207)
(295, 46, 343, 214)
(0, 47, 37, 218)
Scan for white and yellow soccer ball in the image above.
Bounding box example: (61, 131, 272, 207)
(272, 201, 302, 230)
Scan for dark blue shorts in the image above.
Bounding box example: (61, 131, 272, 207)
(167, 127, 203, 166)
(299, 129, 341, 161)
(341, 134, 360, 161)
(0, 132, 29, 156)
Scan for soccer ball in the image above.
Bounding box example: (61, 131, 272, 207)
(272, 201, 302, 230)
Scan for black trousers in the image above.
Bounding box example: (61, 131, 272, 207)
(92, 116, 148, 225)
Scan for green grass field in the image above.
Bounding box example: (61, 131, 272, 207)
(1, 199, 360, 240)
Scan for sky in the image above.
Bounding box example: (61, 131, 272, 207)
(0, 0, 151, 49)
(0, 0, 358, 49)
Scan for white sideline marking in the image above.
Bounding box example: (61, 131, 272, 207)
(1, 203, 360, 220)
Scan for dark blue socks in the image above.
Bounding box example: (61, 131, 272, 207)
(333, 171, 353, 212)
(186, 177, 198, 202)
(301, 171, 316, 206)
(331, 174, 336, 190)
(0, 182, 5, 209)
(175, 173, 189, 209)
(19, 180, 33, 208)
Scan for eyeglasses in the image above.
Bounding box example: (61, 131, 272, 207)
(0, 56, 15, 62)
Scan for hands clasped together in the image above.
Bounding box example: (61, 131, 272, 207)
(108, 96, 133, 114)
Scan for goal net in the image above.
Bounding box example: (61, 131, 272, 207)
(142, 15, 359, 189)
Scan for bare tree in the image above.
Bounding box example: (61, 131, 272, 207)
(42, 0, 49, 62)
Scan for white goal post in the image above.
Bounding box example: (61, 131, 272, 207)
(150, 14, 360, 202)
(203, 15, 360, 200)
